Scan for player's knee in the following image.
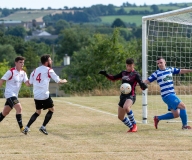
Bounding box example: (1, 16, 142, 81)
(2, 110, 9, 116)
(14, 104, 22, 114)
(118, 115, 124, 121)
(36, 110, 41, 115)
(178, 102, 186, 110)
(173, 112, 180, 118)
(49, 107, 54, 112)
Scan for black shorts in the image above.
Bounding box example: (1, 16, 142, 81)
(118, 94, 136, 108)
(5, 96, 20, 109)
(34, 97, 54, 110)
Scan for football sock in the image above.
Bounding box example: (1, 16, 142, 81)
(180, 109, 187, 126)
(27, 112, 39, 128)
(16, 114, 23, 128)
(158, 112, 174, 120)
(127, 110, 136, 124)
(122, 117, 133, 129)
(0, 112, 5, 122)
(42, 111, 53, 127)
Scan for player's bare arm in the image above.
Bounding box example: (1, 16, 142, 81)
(144, 80, 150, 84)
(179, 69, 192, 74)
(0, 79, 5, 87)
(25, 80, 31, 87)
(59, 79, 67, 83)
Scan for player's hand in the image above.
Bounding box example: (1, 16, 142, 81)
(141, 83, 148, 90)
(59, 79, 67, 83)
(98, 70, 107, 75)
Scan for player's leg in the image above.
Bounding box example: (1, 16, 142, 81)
(118, 106, 133, 131)
(118, 95, 133, 131)
(154, 94, 181, 129)
(124, 96, 136, 124)
(123, 98, 137, 132)
(0, 104, 12, 122)
(5, 97, 24, 132)
(23, 99, 42, 134)
(177, 102, 191, 129)
(39, 97, 54, 135)
(27, 110, 41, 128)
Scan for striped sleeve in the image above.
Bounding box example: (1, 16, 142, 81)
(148, 71, 157, 83)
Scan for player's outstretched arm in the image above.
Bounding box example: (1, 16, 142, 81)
(59, 79, 67, 83)
(98, 70, 107, 76)
(179, 69, 192, 74)
(25, 80, 31, 86)
(144, 80, 150, 84)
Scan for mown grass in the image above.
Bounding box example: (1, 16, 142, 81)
(99, 15, 143, 26)
(0, 10, 58, 21)
(0, 95, 192, 160)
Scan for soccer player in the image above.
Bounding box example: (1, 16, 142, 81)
(0, 56, 30, 133)
(144, 57, 192, 130)
(99, 58, 147, 132)
(23, 54, 67, 135)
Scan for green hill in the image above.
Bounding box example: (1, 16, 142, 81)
(0, 3, 192, 25)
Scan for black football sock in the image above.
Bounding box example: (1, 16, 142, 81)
(16, 114, 23, 128)
(42, 111, 53, 127)
(27, 112, 39, 128)
(0, 112, 5, 122)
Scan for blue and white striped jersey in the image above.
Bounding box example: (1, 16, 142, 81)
(148, 67, 180, 97)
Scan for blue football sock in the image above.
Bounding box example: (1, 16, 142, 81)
(180, 109, 187, 126)
(158, 112, 174, 120)
(122, 117, 133, 129)
(127, 110, 136, 124)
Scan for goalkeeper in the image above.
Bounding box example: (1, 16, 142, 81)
(99, 58, 147, 132)
(144, 57, 192, 130)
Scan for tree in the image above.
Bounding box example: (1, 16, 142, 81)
(32, 19, 37, 27)
(0, 44, 17, 66)
(0, 60, 10, 78)
(111, 18, 126, 28)
(60, 29, 141, 93)
(150, 5, 159, 13)
(0, 24, 6, 33)
(6, 26, 26, 38)
(23, 46, 40, 74)
(54, 19, 70, 34)
(2, 8, 10, 17)
(57, 27, 92, 57)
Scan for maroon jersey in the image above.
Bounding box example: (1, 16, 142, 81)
(105, 70, 146, 96)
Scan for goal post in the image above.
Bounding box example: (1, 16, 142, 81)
(142, 6, 192, 124)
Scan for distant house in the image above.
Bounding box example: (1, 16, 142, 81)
(0, 20, 45, 29)
(25, 30, 58, 41)
(0, 20, 24, 27)
(25, 21, 45, 29)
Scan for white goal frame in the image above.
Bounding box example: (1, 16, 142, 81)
(142, 6, 192, 124)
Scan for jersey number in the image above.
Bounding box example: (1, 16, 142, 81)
(36, 73, 41, 83)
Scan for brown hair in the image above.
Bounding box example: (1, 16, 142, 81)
(15, 56, 25, 62)
(126, 58, 134, 64)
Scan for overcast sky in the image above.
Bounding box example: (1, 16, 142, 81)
(0, 0, 192, 9)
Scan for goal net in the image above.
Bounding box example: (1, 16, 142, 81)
(142, 6, 192, 124)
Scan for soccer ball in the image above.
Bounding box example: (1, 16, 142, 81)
(120, 83, 132, 94)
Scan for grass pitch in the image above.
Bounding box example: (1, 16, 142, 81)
(0, 96, 192, 160)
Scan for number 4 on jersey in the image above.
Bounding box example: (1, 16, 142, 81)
(36, 73, 41, 83)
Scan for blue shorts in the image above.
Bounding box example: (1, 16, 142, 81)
(162, 94, 181, 111)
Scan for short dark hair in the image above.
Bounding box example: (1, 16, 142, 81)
(126, 58, 134, 64)
(41, 54, 50, 64)
(157, 57, 164, 61)
(15, 56, 25, 62)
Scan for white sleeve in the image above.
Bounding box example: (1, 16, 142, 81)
(23, 72, 29, 83)
(49, 69, 60, 83)
(1, 70, 12, 80)
(29, 70, 35, 84)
